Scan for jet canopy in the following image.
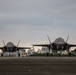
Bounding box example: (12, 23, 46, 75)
(6, 42, 15, 47)
(54, 37, 65, 44)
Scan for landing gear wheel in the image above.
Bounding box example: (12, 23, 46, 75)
(68, 52, 71, 57)
(1, 53, 3, 57)
(59, 53, 61, 57)
(18, 53, 20, 57)
(46, 53, 49, 57)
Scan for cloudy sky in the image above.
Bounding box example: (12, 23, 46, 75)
(0, 0, 76, 50)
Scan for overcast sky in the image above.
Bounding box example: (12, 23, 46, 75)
(0, 0, 76, 50)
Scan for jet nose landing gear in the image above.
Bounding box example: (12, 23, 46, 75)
(18, 53, 20, 57)
(1, 53, 3, 57)
(68, 52, 71, 57)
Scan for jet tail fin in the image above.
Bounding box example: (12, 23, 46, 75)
(66, 35, 69, 43)
(17, 40, 20, 47)
(47, 35, 51, 44)
(2, 40, 5, 46)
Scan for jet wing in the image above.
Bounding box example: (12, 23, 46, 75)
(0, 47, 3, 50)
(69, 44, 76, 47)
(17, 47, 31, 50)
(33, 44, 50, 47)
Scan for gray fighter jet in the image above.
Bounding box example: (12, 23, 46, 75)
(33, 35, 76, 56)
(0, 40, 30, 56)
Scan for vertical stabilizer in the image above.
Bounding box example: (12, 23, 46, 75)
(47, 35, 51, 44)
(2, 40, 5, 46)
(17, 40, 20, 47)
(66, 35, 69, 43)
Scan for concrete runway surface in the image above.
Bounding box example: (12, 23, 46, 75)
(0, 57, 76, 75)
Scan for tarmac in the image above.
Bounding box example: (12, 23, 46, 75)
(0, 57, 76, 75)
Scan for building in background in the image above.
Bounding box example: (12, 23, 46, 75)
(37, 47, 51, 53)
(0, 49, 27, 57)
(27, 48, 35, 56)
(19, 49, 27, 57)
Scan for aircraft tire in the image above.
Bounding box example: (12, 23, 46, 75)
(1, 53, 3, 57)
(18, 53, 20, 57)
(59, 54, 61, 57)
(68, 53, 71, 57)
(46, 53, 49, 57)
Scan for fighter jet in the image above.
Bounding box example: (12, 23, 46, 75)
(0, 40, 31, 56)
(33, 35, 76, 56)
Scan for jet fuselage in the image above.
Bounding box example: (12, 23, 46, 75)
(2, 42, 18, 52)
